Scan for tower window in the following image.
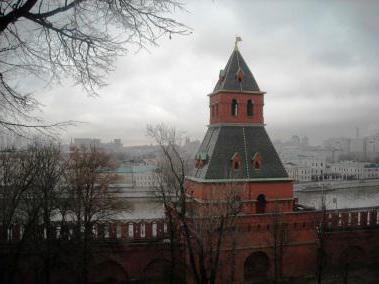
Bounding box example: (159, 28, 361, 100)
(233, 160, 240, 170)
(255, 161, 261, 169)
(247, 100, 254, 116)
(256, 194, 266, 214)
(231, 152, 241, 170)
(252, 152, 262, 170)
(236, 68, 244, 82)
(231, 99, 238, 116)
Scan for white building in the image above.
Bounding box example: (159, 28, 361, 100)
(284, 162, 312, 182)
(110, 164, 157, 188)
(366, 134, 379, 161)
(296, 155, 326, 180)
(363, 163, 379, 179)
(330, 161, 365, 180)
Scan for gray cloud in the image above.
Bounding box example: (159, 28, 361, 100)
(34, 0, 379, 145)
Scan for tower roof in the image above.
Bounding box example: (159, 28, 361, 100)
(189, 125, 288, 181)
(213, 47, 261, 93)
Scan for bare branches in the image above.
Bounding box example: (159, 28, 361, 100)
(0, 0, 38, 32)
(0, 0, 188, 136)
(0, 143, 127, 283)
(147, 123, 241, 284)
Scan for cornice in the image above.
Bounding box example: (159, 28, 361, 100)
(207, 123, 266, 127)
(186, 176, 293, 183)
(208, 89, 266, 97)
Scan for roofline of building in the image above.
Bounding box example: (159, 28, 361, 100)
(186, 176, 293, 183)
(207, 123, 266, 128)
(208, 90, 266, 97)
(189, 196, 294, 204)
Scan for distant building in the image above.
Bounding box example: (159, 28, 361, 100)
(108, 163, 157, 189)
(350, 137, 365, 158)
(366, 134, 379, 161)
(363, 163, 379, 179)
(284, 162, 312, 182)
(330, 161, 365, 180)
(71, 138, 124, 152)
(324, 137, 350, 153)
(0, 132, 27, 149)
(73, 138, 101, 148)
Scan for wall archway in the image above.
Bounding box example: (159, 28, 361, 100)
(142, 258, 185, 283)
(89, 260, 128, 284)
(244, 251, 270, 282)
(339, 246, 365, 271)
(50, 261, 77, 284)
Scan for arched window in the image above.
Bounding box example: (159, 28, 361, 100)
(254, 159, 261, 169)
(236, 68, 244, 82)
(231, 99, 238, 116)
(247, 100, 254, 116)
(256, 194, 266, 214)
(233, 160, 240, 170)
(252, 152, 262, 170)
(231, 152, 241, 170)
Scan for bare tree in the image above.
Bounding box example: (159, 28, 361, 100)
(147, 123, 240, 284)
(0, 147, 35, 241)
(314, 191, 329, 284)
(147, 123, 188, 283)
(64, 145, 126, 284)
(0, 142, 129, 284)
(0, 147, 37, 284)
(269, 201, 288, 284)
(0, 143, 66, 284)
(0, 0, 188, 135)
(29, 143, 66, 284)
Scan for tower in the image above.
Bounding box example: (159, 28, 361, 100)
(187, 43, 294, 214)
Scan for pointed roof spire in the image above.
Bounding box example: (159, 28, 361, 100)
(235, 36, 242, 50)
(213, 41, 261, 93)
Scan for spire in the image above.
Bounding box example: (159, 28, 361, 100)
(234, 36, 242, 50)
(213, 44, 260, 93)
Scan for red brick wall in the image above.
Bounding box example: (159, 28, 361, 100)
(209, 92, 264, 124)
(186, 180, 295, 214)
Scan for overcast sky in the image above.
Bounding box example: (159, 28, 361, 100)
(34, 0, 379, 146)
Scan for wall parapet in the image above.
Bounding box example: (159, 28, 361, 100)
(0, 218, 169, 243)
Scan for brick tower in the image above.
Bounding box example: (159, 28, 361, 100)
(186, 43, 294, 214)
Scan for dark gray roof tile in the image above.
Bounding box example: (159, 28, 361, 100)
(214, 48, 260, 93)
(189, 125, 288, 180)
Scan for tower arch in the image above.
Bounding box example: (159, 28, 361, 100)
(231, 99, 238, 116)
(256, 194, 267, 213)
(244, 251, 270, 282)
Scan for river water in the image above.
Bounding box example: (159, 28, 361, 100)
(115, 181, 379, 219)
(295, 185, 379, 210)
